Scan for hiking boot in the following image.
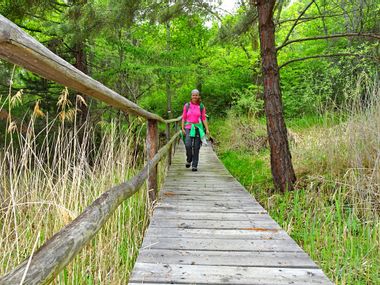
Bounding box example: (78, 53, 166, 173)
(185, 162, 191, 168)
(192, 167, 197, 172)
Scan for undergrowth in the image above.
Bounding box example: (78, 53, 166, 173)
(211, 87, 380, 284)
(0, 89, 158, 283)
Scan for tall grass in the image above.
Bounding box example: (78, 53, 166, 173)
(211, 79, 380, 284)
(294, 80, 380, 218)
(0, 102, 153, 283)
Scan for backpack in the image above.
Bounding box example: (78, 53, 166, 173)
(185, 102, 205, 115)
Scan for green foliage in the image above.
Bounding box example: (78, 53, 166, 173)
(1, 0, 379, 124)
(263, 187, 379, 285)
(230, 85, 264, 117)
(219, 150, 272, 189)
(276, 0, 380, 117)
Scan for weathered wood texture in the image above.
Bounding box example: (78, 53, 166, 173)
(0, 15, 182, 123)
(0, 132, 180, 285)
(166, 123, 172, 166)
(147, 119, 159, 202)
(129, 143, 332, 284)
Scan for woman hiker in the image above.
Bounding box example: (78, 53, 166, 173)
(181, 89, 210, 172)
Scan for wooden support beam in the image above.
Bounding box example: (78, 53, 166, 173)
(173, 121, 179, 155)
(147, 120, 159, 203)
(166, 123, 172, 166)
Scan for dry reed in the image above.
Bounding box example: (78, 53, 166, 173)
(0, 92, 151, 283)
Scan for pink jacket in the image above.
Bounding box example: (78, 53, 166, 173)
(182, 102, 206, 129)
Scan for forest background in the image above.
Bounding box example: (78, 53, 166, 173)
(0, 0, 379, 284)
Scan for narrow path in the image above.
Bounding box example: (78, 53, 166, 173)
(129, 143, 332, 284)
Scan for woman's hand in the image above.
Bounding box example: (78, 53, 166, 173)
(206, 129, 210, 136)
(182, 128, 186, 136)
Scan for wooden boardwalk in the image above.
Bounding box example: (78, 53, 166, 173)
(129, 143, 332, 285)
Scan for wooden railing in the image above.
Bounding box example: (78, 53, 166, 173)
(0, 14, 182, 285)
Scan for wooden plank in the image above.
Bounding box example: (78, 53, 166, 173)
(141, 237, 300, 252)
(167, 172, 235, 175)
(162, 184, 246, 188)
(161, 187, 248, 193)
(129, 263, 333, 284)
(159, 197, 256, 204)
(154, 206, 266, 214)
(162, 183, 243, 188)
(155, 200, 263, 207)
(166, 176, 236, 180)
(159, 192, 252, 199)
(154, 205, 266, 213)
(159, 192, 251, 198)
(152, 211, 271, 221)
(160, 187, 250, 193)
(156, 198, 262, 204)
(129, 143, 332, 284)
(135, 249, 318, 268)
(149, 219, 280, 230)
(157, 197, 260, 203)
(157, 198, 257, 204)
(164, 178, 240, 182)
(156, 201, 265, 212)
(145, 227, 287, 240)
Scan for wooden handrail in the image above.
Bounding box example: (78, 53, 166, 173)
(165, 116, 182, 123)
(0, 14, 185, 284)
(0, 14, 182, 124)
(0, 131, 181, 285)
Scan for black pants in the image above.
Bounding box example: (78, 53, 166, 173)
(185, 128, 201, 168)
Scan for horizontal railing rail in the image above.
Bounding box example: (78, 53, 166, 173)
(0, 14, 180, 124)
(0, 14, 183, 285)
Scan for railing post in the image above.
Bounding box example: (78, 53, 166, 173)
(166, 123, 172, 166)
(146, 119, 158, 203)
(174, 121, 179, 155)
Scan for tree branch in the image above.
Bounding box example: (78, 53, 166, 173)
(135, 83, 155, 100)
(279, 53, 378, 69)
(277, 8, 363, 25)
(17, 24, 43, 33)
(193, 1, 223, 21)
(280, 0, 315, 48)
(24, 12, 61, 24)
(277, 33, 380, 51)
(313, 1, 329, 37)
(240, 43, 251, 59)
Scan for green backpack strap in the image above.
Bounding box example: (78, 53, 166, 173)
(186, 102, 204, 113)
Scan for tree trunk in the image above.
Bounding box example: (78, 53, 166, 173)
(256, 0, 296, 192)
(166, 22, 172, 119)
(73, 41, 89, 122)
(71, 0, 89, 126)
